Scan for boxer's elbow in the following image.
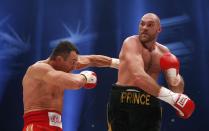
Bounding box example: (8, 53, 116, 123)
(132, 73, 147, 86)
(67, 78, 85, 89)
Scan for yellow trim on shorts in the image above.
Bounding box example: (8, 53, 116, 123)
(108, 122, 112, 131)
(106, 103, 112, 131)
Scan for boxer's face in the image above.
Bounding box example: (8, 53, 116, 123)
(139, 15, 161, 43)
(62, 51, 78, 72)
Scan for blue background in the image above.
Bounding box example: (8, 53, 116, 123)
(0, 0, 208, 130)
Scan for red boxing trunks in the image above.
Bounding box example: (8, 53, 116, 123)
(23, 110, 62, 131)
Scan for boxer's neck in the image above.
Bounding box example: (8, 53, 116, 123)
(142, 41, 156, 52)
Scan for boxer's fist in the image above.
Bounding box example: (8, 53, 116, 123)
(173, 94, 195, 119)
(160, 52, 180, 76)
(80, 71, 97, 89)
(158, 87, 195, 119)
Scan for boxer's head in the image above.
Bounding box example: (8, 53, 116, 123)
(139, 13, 161, 44)
(49, 41, 79, 72)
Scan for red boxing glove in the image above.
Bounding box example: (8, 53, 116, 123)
(158, 87, 195, 119)
(173, 94, 195, 119)
(80, 71, 97, 89)
(160, 52, 180, 76)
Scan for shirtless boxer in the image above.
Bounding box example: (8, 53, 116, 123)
(108, 13, 195, 131)
(22, 41, 119, 131)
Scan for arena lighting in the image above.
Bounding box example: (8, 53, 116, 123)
(161, 14, 190, 27)
(0, 16, 30, 101)
(50, 22, 97, 49)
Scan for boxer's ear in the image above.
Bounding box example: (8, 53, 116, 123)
(157, 26, 161, 33)
(55, 56, 64, 62)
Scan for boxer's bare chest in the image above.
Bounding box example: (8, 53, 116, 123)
(141, 47, 161, 73)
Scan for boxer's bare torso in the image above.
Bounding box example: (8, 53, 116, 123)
(117, 35, 168, 89)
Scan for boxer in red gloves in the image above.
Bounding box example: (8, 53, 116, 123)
(22, 41, 119, 131)
(108, 13, 195, 131)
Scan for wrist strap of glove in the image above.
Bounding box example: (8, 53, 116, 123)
(80, 74, 87, 81)
(110, 58, 119, 69)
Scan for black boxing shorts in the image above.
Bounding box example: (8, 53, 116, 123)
(107, 84, 162, 131)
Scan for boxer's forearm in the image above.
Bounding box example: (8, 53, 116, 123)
(168, 74, 184, 93)
(133, 69, 162, 97)
(76, 55, 119, 69)
(89, 55, 119, 68)
(90, 55, 112, 67)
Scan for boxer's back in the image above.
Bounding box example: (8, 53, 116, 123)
(23, 61, 64, 114)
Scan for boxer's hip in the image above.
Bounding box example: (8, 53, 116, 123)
(109, 84, 160, 107)
(107, 84, 162, 131)
(23, 109, 62, 130)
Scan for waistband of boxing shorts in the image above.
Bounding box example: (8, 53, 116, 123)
(111, 84, 160, 107)
(23, 109, 62, 129)
(112, 84, 149, 92)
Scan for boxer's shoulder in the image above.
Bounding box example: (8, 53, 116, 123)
(156, 42, 170, 54)
(122, 35, 143, 51)
(30, 61, 53, 71)
(131, 35, 139, 40)
(25, 61, 54, 80)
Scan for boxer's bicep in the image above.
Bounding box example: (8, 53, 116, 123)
(122, 41, 145, 75)
(127, 54, 145, 74)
